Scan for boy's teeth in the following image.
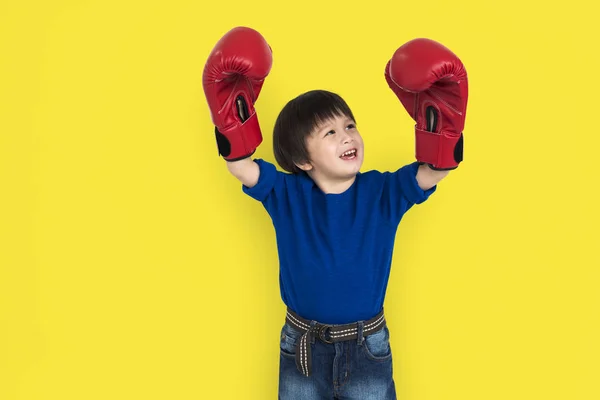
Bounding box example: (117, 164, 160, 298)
(341, 149, 356, 157)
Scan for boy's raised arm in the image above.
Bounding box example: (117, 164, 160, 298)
(202, 26, 272, 190)
(384, 37, 468, 182)
(227, 158, 260, 189)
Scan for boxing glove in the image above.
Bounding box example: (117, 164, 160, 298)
(385, 38, 468, 170)
(202, 27, 273, 161)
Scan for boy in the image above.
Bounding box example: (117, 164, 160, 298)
(203, 27, 467, 400)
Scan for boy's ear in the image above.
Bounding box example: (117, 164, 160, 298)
(294, 160, 313, 171)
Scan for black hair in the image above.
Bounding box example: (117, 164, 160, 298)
(273, 90, 356, 174)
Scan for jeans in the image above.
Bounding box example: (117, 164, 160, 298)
(278, 320, 396, 399)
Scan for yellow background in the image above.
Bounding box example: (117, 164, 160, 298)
(1, 0, 599, 399)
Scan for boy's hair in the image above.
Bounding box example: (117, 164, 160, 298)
(273, 90, 356, 174)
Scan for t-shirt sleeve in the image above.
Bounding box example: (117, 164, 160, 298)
(382, 161, 437, 224)
(241, 158, 279, 203)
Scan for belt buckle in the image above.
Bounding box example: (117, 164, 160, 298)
(318, 324, 334, 344)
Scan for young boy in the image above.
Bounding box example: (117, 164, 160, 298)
(203, 27, 467, 400)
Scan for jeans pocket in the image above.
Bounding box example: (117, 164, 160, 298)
(363, 325, 392, 361)
(280, 323, 302, 358)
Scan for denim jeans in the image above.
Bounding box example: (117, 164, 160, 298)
(278, 319, 396, 399)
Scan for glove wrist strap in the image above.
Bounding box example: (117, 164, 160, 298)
(215, 111, 263, 161)
(415, 126, 463, 170)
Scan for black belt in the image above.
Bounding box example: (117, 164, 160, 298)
(285, 307, 386, 377)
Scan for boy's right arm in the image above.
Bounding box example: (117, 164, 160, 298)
(202, 26, 272, 162)
(226, 158, 260, 189)
(202, 27, 271, 190)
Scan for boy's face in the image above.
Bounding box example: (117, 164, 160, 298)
(296, 114, 364, 181)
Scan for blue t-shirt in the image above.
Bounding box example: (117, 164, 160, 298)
(242, 159, 436, 324)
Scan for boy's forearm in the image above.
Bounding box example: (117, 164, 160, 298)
(416, 163, 450, 191)
(226, 157, 254, 175)
(226, 157, 260, 188)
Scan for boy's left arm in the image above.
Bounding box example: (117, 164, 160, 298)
(416, 163, 450, 191)
(384, 38, 468, 186)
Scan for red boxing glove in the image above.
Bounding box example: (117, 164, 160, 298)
(202, 27, 273, 161)
(385, 38, 468, 170)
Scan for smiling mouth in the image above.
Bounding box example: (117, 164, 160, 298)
(339, 148, 357, 160)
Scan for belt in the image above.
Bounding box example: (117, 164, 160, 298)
(285, 307, 386, 377)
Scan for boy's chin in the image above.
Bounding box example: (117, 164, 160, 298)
(340, 162, 362, 177)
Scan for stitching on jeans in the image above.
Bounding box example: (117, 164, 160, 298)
(363, 329, 392, 361)
(337, 341, 351, 389)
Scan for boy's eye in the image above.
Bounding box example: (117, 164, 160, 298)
(323, 123, 355, 137)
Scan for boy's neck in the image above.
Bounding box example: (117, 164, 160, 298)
(308, 171, 357, 195)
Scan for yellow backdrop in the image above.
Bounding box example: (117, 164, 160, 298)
(1, 1, 599, 399)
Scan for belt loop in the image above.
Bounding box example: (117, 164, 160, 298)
(357, 320, 364, 345)
(309, 320, 317, 344)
